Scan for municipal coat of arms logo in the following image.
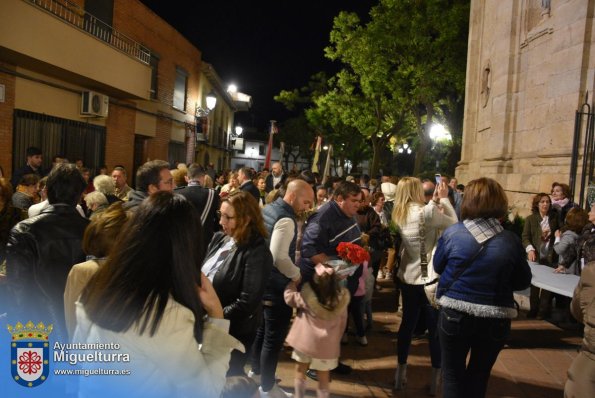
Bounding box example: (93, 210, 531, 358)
(7, 321, 53, 387)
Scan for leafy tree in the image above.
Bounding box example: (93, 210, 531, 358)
(276, 116, 314, 171)
(274, 0, 469, 176)
(320, 0, 468, 175)
(321, 12, 414, 177)
(363, 0, 469, 174)
(275, 72, 371, 175)
(306, 85, 371, 174)
(274, 73, 329, 171)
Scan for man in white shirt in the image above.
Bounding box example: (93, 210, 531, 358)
(250, 179, 313, 397)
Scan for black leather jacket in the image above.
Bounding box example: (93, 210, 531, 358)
(205, 232, 273, 338)
(6, 204, 89, 341)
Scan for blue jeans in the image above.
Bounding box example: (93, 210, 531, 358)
(397, 283, 440, 368)
(347, 295, 365, 337)
(249, 301, 293, 390)
(438, 307, 511, 398)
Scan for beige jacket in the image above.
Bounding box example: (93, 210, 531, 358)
(396, 199, 457, 285)
(571, 261, 595, 357)
(64, 259, 105, 341)
(74, 298, 243, 398)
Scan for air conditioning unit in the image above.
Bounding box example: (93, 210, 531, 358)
(81, 91, 109, 117)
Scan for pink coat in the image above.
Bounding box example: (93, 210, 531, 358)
(355, 261, 369, 297)
(284, 281, 350, 360)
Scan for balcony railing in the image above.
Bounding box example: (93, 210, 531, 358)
(26, 0, 151, 64)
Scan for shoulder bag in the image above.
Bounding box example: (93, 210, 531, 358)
(419, 209, 494, 308)
(419, 208, 441, 307)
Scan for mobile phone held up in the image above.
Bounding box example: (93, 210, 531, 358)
(435, 173, 441, 185)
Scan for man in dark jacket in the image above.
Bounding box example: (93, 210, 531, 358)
(124, 160, 173, 211)
(238, 167, 260, 201)
(299, 180, 364, 378)
(265, 162, 286, 193)
(175, 163, 220, 252)
(6, 163, 89, 342)
(11, 146, 44, 188)
(250, 179, 314, 396)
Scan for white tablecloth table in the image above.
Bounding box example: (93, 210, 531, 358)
(529, 262, 579, 298)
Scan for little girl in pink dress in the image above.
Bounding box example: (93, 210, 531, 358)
(284, 263, 350, 398)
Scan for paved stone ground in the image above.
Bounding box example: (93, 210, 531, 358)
(269, 279, 583, 397)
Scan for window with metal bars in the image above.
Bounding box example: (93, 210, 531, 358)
(12, 109, 106, 175)
(168, 141, 186, 167)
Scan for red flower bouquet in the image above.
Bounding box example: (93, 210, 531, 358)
(337, 242, 370, 265)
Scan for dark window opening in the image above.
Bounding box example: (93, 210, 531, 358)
(150, 54, 160, 100)
(173, 67, 188, 111)
(168, 141, 186, 167)
(13, 109, 106, 175)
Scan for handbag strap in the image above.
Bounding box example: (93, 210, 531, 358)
(419, 208, 429, 278)
(439, 235, 495, 296)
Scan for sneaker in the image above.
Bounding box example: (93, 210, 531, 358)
(341, 332, 348, 345)
(385, 272, 393, 280)
(331, 362, 352, 375)
(356, 336, 368, 346)
(248, 370, 261, 385)
(378, 269, 385, 279)
(259, 384, 293, 398)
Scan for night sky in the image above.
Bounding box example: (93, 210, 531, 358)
(140, 0, 376, 131)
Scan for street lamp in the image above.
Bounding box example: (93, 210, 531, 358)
(429, 123, 452, 170)
(397, 143, 412, 154)
(187, 91, 218, 164)
(229, 125, 244, 152)
(196, 90, 217, 117)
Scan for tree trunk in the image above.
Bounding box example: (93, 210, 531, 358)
(370, 136, 382, 177)
(413, 104, 434, 176)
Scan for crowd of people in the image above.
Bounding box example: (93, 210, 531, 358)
(0, 146, 594, 398)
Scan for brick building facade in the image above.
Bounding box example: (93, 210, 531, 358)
(0, 0, 236, 185)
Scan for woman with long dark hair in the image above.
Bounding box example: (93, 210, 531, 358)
(202, 191, 273, 376)
(76, 192, 241, 398)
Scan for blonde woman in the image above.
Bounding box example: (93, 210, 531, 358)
(220, 171, 239, 198)
(203, 174, 214, 188)
(392, 177, 457, 394)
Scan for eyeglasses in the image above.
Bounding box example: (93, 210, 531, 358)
(217, 210, 235, 221)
